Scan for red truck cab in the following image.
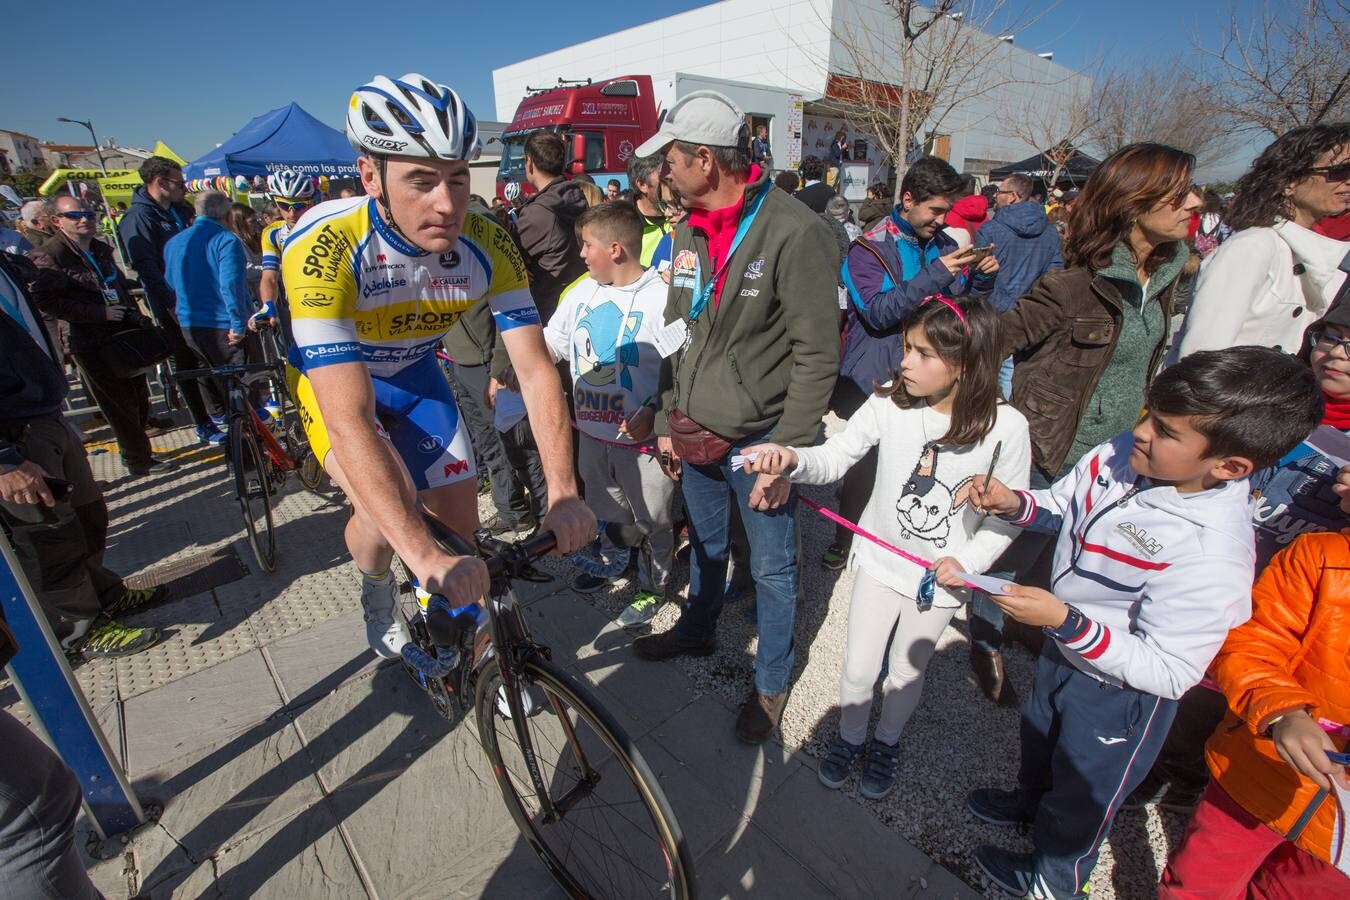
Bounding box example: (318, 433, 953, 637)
(497, 75, 659, 200)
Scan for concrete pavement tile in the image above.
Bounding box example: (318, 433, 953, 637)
(750, 765, 980, 900)
(130, 719, 323, 864)
(199, 800, 363, 899)
(122, 650, 283, 776)
(121, 824, 206, 899)
(289, 663, 460, 791)
(516, 588, 623, 660)
(633, 735, 749, 863)
(694, 820, 834, 899)
(105, 518, 195, 576)
(648, 695, 804, 816)
(264, 609, 379, 704)
(565, 649, 697, 738)
(114, 591, 261, 700)
(439, 822, 567, 898)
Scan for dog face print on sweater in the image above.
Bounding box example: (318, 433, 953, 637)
(896, 444, 974, 548)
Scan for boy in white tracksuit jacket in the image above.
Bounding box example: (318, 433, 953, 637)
(964, 347, 1325, 900)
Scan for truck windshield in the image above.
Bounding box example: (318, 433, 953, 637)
(498, 137, 527, 182)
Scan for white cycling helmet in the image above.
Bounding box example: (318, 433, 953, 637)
(347, 73, 482, 162)
(503, 181, 522, 204)
(266, 169, 316, 200)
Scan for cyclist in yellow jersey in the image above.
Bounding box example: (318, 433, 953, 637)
(255, 169, 315, 330)
(282, 72, 593, 659)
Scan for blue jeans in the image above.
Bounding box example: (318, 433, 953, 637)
(674, 437, 799, 695)
(998, 356, 1014, 400)
(969, 460, 1065, 653)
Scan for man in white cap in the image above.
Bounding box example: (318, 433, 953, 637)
(632, 90, 841, 744)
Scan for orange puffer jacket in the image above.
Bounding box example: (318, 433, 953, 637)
(1206, 529, 1350, 865)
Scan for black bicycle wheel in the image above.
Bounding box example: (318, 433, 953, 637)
(230, 423, 276, 572)
(475, 656, 693, 899)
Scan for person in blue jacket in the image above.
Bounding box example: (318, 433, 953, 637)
(820, 157, 998, 570)
(164, 191, 262, 408)
(976, 173, 1065, 396)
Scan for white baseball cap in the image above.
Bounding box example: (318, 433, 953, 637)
(636, 91, 749, 157)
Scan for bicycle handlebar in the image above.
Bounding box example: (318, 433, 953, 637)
(418, 507, 558, 578)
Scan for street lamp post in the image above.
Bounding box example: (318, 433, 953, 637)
(56, 117, 107, 174)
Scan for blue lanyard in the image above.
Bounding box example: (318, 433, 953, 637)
(80, 248, 116, 287)
(688, 182, 770, 323)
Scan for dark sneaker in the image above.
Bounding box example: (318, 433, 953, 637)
(128, 458, 176, 477)
(483, 512, 533, 537)
(967, 787, 1036, 827)
(860, 739, 901, 799)
(617, 590, 664, 628)
(104, 585, 169, 617)
(78, 619, 162, 658)
(974, 845, 1083, 899)
(735, 690, 787, 744)
(1121, 770, 1167, 810)
(821, 543, 848, 571)
(633, 629, 716, 661)
(817, 734, 864, 789)
(572, 572, 612, 594)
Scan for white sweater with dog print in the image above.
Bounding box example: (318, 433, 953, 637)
(788, 393, 1031, 607)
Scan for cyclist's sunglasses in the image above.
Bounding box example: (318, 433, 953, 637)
(273, 198, 313, 210)
(1308, 163, 1350, 183)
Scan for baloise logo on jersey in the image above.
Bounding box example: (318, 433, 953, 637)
(362, 276, 408, 298)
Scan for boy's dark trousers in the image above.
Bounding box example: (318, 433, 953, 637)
(1018, 641, 1178, 896)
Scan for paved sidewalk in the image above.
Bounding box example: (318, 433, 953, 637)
(1, 421, 977, 899)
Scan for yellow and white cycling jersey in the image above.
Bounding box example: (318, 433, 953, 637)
(260, 220, 292, 272)
(280, 195, 539, 377)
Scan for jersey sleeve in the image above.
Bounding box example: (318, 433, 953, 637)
(261, 223, 283, 272)
(474, 214, 541, 332)
(280, 210, 363, 369)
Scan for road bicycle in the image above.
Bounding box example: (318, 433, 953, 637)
(174, 350, 323, 572)
(396, 513, 695, 898)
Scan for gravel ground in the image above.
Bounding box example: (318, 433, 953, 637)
(564, 472, 1193, 899)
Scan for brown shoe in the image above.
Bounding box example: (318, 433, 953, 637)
(971, 646, 1007, 704)
(735, 690, 787, 744)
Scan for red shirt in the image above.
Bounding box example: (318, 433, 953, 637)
(685, 164, 762, 310)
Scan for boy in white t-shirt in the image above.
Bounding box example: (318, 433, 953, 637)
(544, 202, 676, 627)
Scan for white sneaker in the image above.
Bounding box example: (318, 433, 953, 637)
(359, 572, 410, 659)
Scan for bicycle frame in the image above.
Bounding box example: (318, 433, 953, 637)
(420, 516, 598, 825)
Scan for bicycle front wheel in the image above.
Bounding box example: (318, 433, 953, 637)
(230, 422, 276, 572)
(475, 656, 693, 899)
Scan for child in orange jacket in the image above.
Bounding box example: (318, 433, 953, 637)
(1160, 521, 1350, 897)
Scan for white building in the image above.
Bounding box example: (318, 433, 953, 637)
(0, 129, 46, 174)
(493, 0, 1090, 183)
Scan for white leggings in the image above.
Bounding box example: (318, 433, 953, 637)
(838, 568, 958, 746)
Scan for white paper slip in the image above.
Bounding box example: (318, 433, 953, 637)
(960, 572, 1018, 595)
(730, 452, 759, 472)
(652, 319, 689, 359)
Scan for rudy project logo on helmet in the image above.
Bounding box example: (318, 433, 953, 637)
(362, 136, 408, 153)
(362, 277, 408, 298)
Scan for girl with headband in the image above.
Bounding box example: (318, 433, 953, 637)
(744, 294, 1030, 799)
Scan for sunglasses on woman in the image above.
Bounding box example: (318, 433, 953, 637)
(1308, 163, 1350, 184)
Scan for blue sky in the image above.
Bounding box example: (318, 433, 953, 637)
(7, 0, 1264, 176)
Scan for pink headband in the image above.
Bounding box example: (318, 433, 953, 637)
(921, 294, 969, 334)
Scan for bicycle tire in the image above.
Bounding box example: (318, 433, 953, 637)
(231, 422, 276, 572)
(475, 656, 693, 899)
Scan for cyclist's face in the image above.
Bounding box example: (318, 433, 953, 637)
(361, 156, 471, 253)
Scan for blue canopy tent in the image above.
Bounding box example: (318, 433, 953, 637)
(183, 102, 358, 180)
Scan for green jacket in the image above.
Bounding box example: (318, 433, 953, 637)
(657, 169, 840, 447)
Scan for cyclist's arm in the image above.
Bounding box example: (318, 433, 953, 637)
(259, 225, 281, 306)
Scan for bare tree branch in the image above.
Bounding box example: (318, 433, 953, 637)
(1193, 0, 1350, 136)
(806, 0, 1065, 201)
(997, 71, 1101, 188)
(1088, 57, 1239, 169)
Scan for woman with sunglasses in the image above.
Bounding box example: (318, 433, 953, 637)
(29, 196, 173, 476)
(1175, 123, 1350, 359)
